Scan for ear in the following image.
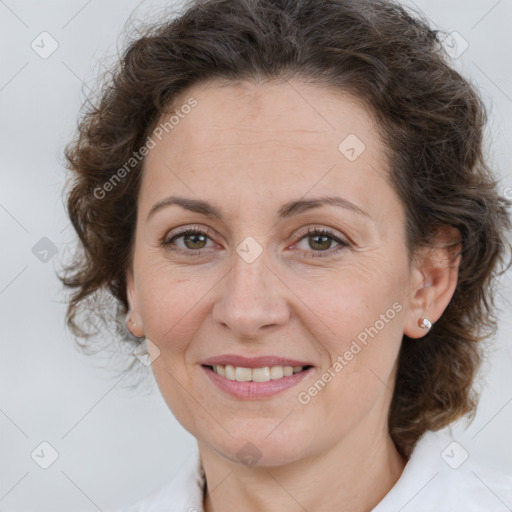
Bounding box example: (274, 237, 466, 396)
(126, 267, 145, 338)
(403, 226, 462, 339)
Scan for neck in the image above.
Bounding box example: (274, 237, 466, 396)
(200, 427, 407, 512)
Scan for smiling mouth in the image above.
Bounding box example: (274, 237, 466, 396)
(202, 364, 313, 382)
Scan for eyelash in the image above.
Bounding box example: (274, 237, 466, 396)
(162, 226, 349, 258)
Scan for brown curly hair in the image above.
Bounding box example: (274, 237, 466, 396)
(60, 0, 511, 457)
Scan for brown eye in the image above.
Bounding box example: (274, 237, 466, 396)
(163, 228, 214, 254)
(294, 228, 349, 258)
(181, 232, 208, 250)
(308, 233, 333, 251)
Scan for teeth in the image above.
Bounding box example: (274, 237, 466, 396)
(211, 365, 306, 382)
(269, 366, 283, 379)
(235, 366, 252, 381)
(252, 367, 270, 382)
(225, 364, 235, 380)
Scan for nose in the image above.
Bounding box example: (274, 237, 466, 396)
(211, 248, 290, 339)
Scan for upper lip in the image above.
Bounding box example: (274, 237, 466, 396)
(200, 354, 313, 368)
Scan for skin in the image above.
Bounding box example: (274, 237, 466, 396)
(126, 78, 460, 512)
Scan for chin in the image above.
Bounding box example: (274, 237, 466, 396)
(201, 424, 317, 468)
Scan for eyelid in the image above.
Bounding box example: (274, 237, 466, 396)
(162, 225, 220, 255)
(289, 226, 350, 256)
(163, 225, 347, 243)
(294, 225, 349, 243)
(162, 224, 351, 257)
(163, 224, 217, 243)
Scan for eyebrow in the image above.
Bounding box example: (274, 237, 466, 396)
(146, 195, 370, 222)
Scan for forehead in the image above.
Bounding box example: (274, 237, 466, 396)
(165, 79, 380, 156)
(140, 79, 397, 221)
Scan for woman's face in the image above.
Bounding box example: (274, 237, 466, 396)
(127, 79, 426, 466)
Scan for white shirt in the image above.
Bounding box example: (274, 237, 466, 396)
(115, 429, 512, 511)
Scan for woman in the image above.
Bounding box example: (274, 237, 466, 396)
(61, 0, 512, 510)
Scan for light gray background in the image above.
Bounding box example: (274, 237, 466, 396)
(0, 1, 511, 510)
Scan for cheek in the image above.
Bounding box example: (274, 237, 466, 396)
(136, 262, 218, 355)
(136, 265, 213, 425)
(295, 290, 405, 443)
(295, 259, 407, 398)
(296, 257, 408, 341)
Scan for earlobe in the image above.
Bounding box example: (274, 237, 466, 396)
(403, 226, 462, 340)
(417, 317, 432, 331)
(126, 268, 145, 338)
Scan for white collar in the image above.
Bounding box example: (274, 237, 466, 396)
(123, 428, 512, 511)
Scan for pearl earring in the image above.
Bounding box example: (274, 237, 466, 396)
(126, 314, 142, 329)
(418, 318, 432, 330)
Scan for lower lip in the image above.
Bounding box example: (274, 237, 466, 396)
(202, 365, 314, 400)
